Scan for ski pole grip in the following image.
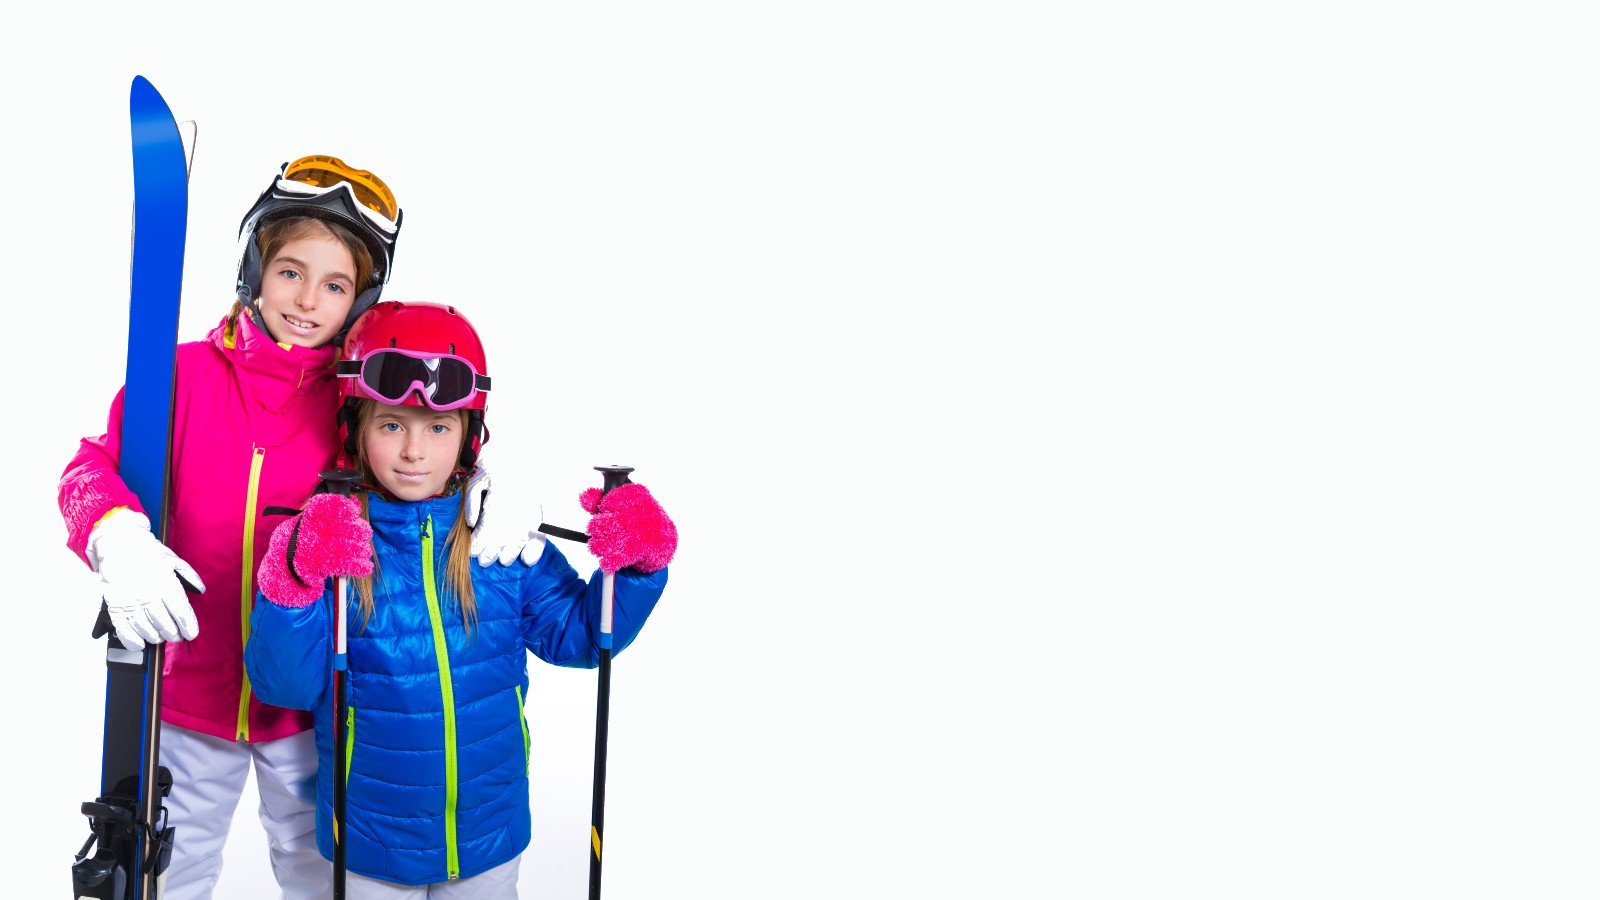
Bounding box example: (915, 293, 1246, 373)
(319, 468, 362, 498)
(533, 467, 634, 545)
(595, 465, 634, 495)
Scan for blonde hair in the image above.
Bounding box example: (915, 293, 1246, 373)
(349, 399, 477, 633)
(228, 215, 375, 331)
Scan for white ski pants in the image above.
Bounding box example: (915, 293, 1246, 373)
(157, 722, 330, 900)
(345, 858, 521, 899)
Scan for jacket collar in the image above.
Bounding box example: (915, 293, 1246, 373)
(365, 490, 464, 526)
(207, 312, 338, 410)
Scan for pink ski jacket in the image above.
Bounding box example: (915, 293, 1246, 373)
(60, 312, 342, 743)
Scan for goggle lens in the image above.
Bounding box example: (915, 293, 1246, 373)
(284, 155, 398, 222)
(341, 349, 486, 410)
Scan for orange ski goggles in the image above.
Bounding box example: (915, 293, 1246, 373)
(283, 155, 399, 225)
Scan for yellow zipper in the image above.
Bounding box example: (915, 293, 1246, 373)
(515, 686, 530, 773)
(345, 705, 356, 787)
(237, 445, 267, 741)
(420, 515, 461, 878)
(334, 704, 357, 850)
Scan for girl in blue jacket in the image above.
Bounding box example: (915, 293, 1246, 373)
(243, 300, 676, 897)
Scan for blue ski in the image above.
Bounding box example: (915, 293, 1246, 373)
(71, 75, 190, 900)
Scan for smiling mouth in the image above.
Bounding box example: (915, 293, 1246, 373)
(282, 314, 319, 331)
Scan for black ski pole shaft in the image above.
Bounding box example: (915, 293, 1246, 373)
(320, 468, 362, 900)
(534, 464, 634, 900)
(590, 465, 631, 900)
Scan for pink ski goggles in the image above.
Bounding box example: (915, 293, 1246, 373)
(337, 348, 491, 410)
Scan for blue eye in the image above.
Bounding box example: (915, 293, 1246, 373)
(280, 269, 301, 281)
(379, 422, 400, 433)
(327, 283, 345, 294)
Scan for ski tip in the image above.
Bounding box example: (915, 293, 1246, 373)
(130, 76, 179, 139)
(130, 75, 172, 109)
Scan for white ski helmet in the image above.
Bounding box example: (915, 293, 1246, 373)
(235, 155, 402, 344)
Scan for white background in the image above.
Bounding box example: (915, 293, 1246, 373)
(4, 2, 1598, 898)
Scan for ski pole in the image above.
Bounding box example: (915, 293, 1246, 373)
(319, 468, 362, 900)
(536, 464, 634, 900)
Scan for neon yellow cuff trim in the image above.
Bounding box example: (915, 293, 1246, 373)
(93, 506, 131, 531)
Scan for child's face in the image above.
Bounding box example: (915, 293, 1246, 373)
(363, 404, 465, 501)
(256, 233, 358, 348)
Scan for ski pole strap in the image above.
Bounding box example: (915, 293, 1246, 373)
(286, 517, 315, 587)
(537, 523, 589, 544)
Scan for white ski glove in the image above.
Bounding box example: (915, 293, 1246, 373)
(465, 464, 546, 567)
(87, 508, 204, 651)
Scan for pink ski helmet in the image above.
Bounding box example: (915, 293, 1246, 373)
(335, 300, 490, 473)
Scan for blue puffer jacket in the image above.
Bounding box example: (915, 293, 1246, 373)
(244, 491, 667, 886)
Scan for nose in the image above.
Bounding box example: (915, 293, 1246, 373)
(295, 279, 319, 310)
(395, 422, 425, 458)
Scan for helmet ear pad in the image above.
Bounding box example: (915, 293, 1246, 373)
(238, 239, 263, 308)
(235, 239, 269, 336)
(337, 399, 361, 468)
(461, 410, 485, 470)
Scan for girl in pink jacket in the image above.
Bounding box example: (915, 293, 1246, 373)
(59, 156, 540, 900)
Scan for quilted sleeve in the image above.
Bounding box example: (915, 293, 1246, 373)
(245, 588, 334, 712)
(58, 387, 145, 565)
(519, 540, 667, 668)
